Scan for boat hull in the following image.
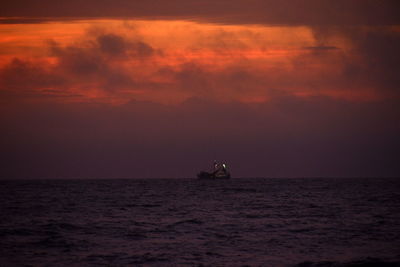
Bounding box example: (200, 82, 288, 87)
(197, 171, 231, 179)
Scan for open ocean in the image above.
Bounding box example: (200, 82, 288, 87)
(1, 178, 399, 266)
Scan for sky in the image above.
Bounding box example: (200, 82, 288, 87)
(0, 0, 399, 178)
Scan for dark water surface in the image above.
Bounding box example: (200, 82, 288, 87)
(1, 178, 399, 266)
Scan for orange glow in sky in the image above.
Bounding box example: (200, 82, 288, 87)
(0, 19, 385, 104)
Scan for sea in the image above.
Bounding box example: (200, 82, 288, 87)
(1, 178, 399, 267)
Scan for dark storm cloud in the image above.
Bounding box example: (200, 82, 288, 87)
(1, 97, 399, 178)
(173, 63, 211, 94)
(130, 41, 156, 58)
(1, 0, 399, 26)
(49, 32, 158, 92)
(160, 62, 269, 100)
(348, 29, 400, 93)
(50, 42, 106, 76)
(310, 26, 400, 96)
(50, 32, 156, 74)
(0, 32, 159, 96)
(96, 34, 155, 58)
(0, 58, 65, 92)
(97, 34, 127, 56)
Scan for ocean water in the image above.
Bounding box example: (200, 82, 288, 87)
(1, 178, 399, 266)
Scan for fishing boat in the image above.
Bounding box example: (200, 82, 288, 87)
(197, 161, 231, 179)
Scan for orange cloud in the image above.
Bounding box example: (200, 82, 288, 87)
(0, 19, 397, 105)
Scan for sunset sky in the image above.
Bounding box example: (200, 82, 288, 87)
(1, 0, 399, 178)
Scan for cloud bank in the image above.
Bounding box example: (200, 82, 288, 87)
(1, 21, 399, 104)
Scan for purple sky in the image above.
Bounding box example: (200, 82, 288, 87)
(0, 0, 399, 178)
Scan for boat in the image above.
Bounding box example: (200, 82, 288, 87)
(197, 161, 231, 179)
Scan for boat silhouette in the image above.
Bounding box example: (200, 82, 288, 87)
(197, 161, 231, 179)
